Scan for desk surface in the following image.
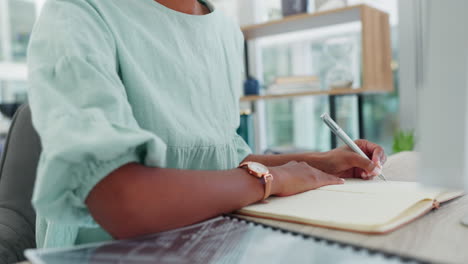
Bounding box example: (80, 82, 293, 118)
(237, 196, 468, 264)
(24, 191, 467, 264)
(237, 153, 468, 264)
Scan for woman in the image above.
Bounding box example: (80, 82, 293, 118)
(28, 0, 386, 248)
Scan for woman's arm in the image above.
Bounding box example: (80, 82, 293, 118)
(243, 152, 324, 167)
(86, 161, 344, 240)
(243, 140, 387, 179)
(86, 164, 263, 239)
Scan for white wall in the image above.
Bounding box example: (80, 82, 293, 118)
(348, 0, 398, 25)
(210, 0, 239, 23)
(213, 0, 398, 26)
(398, 0, 428, 131)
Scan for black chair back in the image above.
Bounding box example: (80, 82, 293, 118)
(0, 104, 40, 263)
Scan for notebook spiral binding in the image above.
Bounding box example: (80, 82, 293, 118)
(223, 214, 429, 264)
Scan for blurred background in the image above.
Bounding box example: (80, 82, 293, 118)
(0, 0, 407, 156)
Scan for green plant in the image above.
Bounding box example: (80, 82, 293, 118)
(392, 130, 415, 153)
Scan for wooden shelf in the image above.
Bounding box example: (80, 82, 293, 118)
(0, 63, 27, 81)
(242, 4, 394, 94)
(240, 88, 366, 102)
(242, 5, 363, 40)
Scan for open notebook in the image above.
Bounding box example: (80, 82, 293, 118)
(238, 152, 464, 234)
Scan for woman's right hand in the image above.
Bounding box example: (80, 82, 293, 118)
(269, 161, 345, 197)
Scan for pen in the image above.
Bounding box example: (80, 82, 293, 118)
(321, 113, 387, 181)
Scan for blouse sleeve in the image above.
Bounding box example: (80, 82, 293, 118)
(27, 1, 167, 226)
(234, 134, 252, 164)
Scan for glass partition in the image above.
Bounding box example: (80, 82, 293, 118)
(0, 0, 39, 136)
(258, 23, 363, 153)
(253, 24, 399, 154)
(9, 0, 36, 62)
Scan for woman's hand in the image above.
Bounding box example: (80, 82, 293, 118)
(242, 139, 387, 183)
(269, 161, 345, 197)
(314, 139, 387, 180)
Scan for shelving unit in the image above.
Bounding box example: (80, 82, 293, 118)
(0, 63, 27, 80)
(242, 4, 393, 98)
(240, 88, 364, 102)
(242, 4, 393, 152)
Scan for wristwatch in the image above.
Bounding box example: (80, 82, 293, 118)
(238, 161, 274, 201)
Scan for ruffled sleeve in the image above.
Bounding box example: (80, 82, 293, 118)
(27, 0, 167, 226)
(234, 134, 252, 165)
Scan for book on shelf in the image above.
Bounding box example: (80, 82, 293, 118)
(267, 76, 321, 95)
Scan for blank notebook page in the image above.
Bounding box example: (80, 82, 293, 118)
(241, 179, 442, 230)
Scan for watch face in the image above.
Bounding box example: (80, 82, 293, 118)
(248, 162, 269, 174)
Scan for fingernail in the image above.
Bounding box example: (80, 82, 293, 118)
(372, 166, 382, 176)
(340, 178, 346, 183)
(377, 160, 382, 169)
(361, 171, 368, 178)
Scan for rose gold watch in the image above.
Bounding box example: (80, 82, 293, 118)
(238, 161, 274, 201)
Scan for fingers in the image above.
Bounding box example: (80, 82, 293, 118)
(274, 161, 345, 196)
(346, 152, 381, 177)
(286, 160, 298, 165)
(355, 140, 386, 161)
(317, 171, 345, 186)
(302, 163, 344, 186)
(294, 161, 345, 186)
(372, 146, 386, 166)
(360, 170, 375, 180)
(355, 139, 387, 169)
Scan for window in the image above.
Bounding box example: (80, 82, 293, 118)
(361, 28, 400, 153)
(0, 0, 41, 134)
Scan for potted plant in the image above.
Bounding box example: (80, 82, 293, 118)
(392, 130, 415, 153)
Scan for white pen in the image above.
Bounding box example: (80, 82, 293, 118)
(321, 113, 387, 182)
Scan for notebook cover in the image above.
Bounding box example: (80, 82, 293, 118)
(237, 192, 463, 235)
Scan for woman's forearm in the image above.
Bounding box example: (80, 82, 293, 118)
(86, 163, 268, 239)
(243, 153, 327, 170)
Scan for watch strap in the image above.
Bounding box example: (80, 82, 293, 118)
(262, 173, 273, 201)
(238, 162, 273, 201)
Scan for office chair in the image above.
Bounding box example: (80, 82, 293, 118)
(0, 104, 40, 263)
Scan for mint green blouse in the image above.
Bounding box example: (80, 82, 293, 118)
(27, 0, 251, 248)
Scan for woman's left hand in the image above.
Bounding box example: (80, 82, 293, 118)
(312, 139, 387, 180)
